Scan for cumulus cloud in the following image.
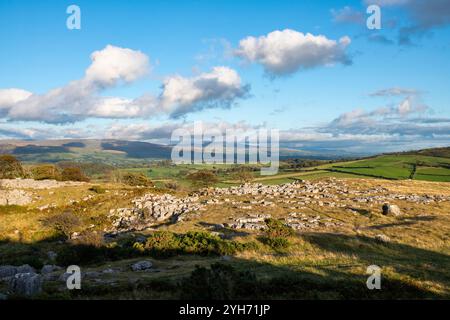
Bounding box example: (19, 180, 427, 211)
(160, 67, 250, 118)
(84, 45, 150, 86)
(0, 46, 248, 123)
(234, 29, 352, 76)
(0, 45, 151, 123)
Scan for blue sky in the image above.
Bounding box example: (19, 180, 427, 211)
(0, 0, 449, 155)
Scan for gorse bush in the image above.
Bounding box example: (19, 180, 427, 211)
(60, 167, 90, 182)
(89, 185, 106, 194)
(53, 231, 252, 266)
(0, 155, 24, 179)
(259, 218, 295, 251)
(111, 171, 153, 187)
(186, 170, 219, 188)
(144, 231, 248, 257)
(265, 218, 295, 238)
(30, 164, 61, 180)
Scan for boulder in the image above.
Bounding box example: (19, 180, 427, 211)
(382, 203, 402, 216)
(8, 273, 42, 297)
(131, 260, 153, 271)
(0, 266, 17, 279)
(41, 265, 62, 274)
(375, 234, 391, 243)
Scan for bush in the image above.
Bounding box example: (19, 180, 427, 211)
(260, 236, 290, 250)
(111, 171, 153, 187)
(30, 164, 61, 180)
(41, 211, 82, 238)
(259, 218, 295, 250)
(164, 181, 181, 190)
(144, 231, 246, 257)
(186, 170, 219, 188)
(265, 218, 295, 238)
(60, 167, 90, 182)
(145, 231, 181, 256)
(0, 155, 24, 179)
(89, 185, 106, 194)
(232, 168, 254, 183)
(70, 230, 104, 247)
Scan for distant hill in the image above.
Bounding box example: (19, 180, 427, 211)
(398, 147, 450, 159)
(0, 139, 172, 164)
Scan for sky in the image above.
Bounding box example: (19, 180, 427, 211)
(0, 0, 449, 156)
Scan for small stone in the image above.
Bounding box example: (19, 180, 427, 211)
(375, 234, 391, 243)
(382, 203, 402, 216)
(41, 265, 61, 274)
(131, 260, 153, 271)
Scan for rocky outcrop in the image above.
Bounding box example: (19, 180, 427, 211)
(107, 193, 204, 233)
(0, 178, 85, 190)
(0, 189, 32, 206)
(8, 273, 42, 297)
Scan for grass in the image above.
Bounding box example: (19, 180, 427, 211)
(1, 150, 450, 299)
(322, 155, 450, 182)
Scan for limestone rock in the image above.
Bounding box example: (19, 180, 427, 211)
(131, 260, 153, 271)
(8, 273, 42, 297)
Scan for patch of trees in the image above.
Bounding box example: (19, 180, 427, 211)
(0, 155, 25, 178)
(186, 170, 219, 188)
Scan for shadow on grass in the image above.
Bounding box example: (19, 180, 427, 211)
(365, 215, 437, 230)
(301, 232, 450, 291)
(0, 231, 449, 299)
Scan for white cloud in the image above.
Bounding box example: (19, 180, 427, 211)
(235, 29, 352, 76)
(85, 45, 150, 86)
(0, 89, 32, 111)
(160, 66, 249, 117)
(0, 46, 248, 123)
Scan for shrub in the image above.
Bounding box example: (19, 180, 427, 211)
(89, 185, 106, 194)
(0, 155, 24, 178)
(260, 236, 290, 250)
(265, 218, 295, 238)
(60, 167, 90, 182)
(232, 168, 254, 183)
(186, 170, 219, 188)
(145, 231, 181, 256)
(144, 231, 246, 257)
(30, 164, 61, 180)
(70, 230, 104, 247)
(111, 171, 153, 187)
(41, 211, 82, 238)
(164, 181, 181, 190)
(259, 218, 295, 250)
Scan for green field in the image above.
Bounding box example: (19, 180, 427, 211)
(321, 155, 450, 182)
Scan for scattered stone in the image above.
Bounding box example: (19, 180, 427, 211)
(131, 260, 153, 271)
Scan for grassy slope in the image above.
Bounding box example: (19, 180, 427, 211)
(1, 178, 449, 299)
